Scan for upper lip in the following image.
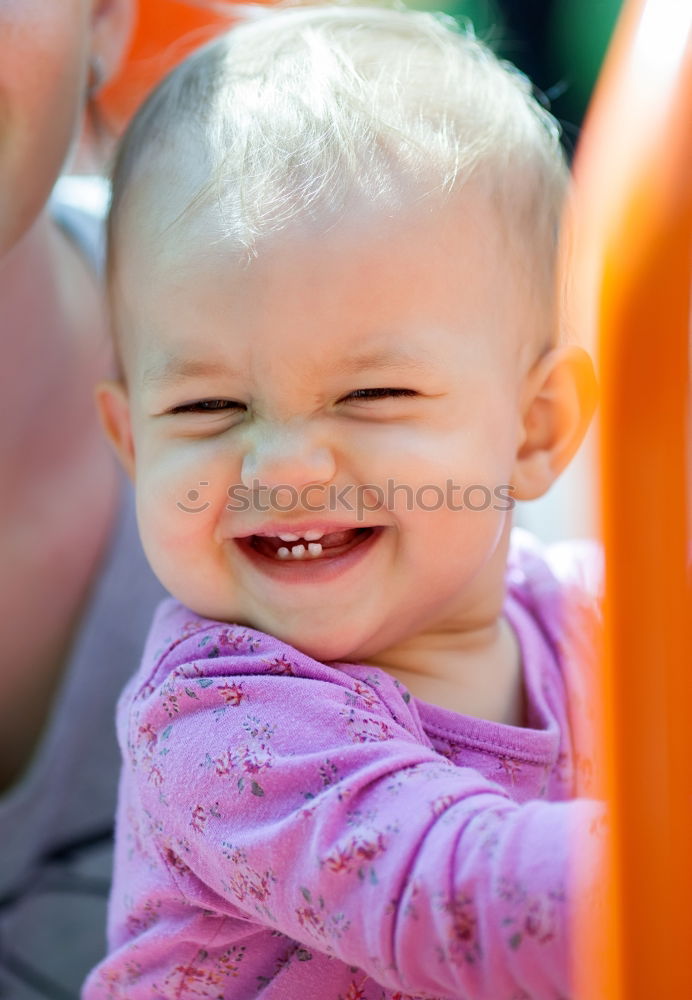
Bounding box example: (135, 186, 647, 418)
(234, 521, 380, 539)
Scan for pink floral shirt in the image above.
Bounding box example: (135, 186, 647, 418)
(82, 530, 604, 1000)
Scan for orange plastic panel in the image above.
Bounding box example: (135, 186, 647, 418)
(568, 0, 692, 995)
(100, 1, 270, 128)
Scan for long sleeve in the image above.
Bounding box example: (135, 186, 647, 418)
(102, 609, 604, 1000)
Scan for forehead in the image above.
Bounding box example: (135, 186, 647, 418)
(112, 172, 530, 381)
(115, 137, 511, 265)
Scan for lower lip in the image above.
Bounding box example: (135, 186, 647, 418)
(233, 527, 384, 584)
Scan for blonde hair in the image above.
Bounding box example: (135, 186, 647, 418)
(109, 2, 568, 302)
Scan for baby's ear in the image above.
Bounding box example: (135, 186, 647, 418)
(95, 379, 136, 481)
(511, 345, 597, 501)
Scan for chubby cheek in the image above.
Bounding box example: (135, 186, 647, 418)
(133, 452, 232, 604)
(352, 420, 516, 518)
(380, 431, 513, 593)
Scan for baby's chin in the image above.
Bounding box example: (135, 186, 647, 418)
(240, 618, 384, 666)
(169, 585, 397, 664)
(271, 625, 409, 668)
(244, 620, 374, 666)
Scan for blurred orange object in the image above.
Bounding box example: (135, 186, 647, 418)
(100, 0, 270, 129)
(567, 0, 692, 995)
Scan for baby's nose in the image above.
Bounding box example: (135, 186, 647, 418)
(240, 426, 336, 491)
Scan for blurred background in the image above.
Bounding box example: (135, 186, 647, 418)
(98, 0, 625, 149)
(92, 0, 626, 542)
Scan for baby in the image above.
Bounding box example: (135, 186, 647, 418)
(84, 4, 603, 998)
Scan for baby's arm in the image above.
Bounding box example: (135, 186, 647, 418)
(122, 616, 604, 1000)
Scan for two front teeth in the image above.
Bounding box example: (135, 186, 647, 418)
(276, 530, 324, 560)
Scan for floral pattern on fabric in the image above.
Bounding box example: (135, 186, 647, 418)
(82, 531, 605, 1000)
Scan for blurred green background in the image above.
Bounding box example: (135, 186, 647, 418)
(413, 0, 625, 157)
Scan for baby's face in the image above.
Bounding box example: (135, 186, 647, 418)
(112, 187, 537, 662)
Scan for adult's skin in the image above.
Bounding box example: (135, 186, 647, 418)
(0, 5, 168, 996)
(0, 0, 134, 792)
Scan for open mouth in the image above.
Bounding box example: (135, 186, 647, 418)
(243, 526, 376, 562)
(233, 525, 384, 585)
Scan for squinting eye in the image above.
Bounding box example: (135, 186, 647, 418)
(170, 399, 245, 414)
(344, 388, 418, 401)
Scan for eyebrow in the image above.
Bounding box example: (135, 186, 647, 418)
(142, 359, 239, 387)
(142, 346, 435, 387)
(326, 347, 436, 375)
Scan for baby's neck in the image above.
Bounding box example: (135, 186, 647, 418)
(367, 615, 526, 727)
